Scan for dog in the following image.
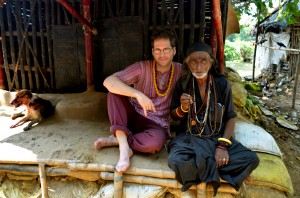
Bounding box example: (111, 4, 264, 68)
(10, 89, 54, 131)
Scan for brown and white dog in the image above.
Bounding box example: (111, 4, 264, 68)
(10, 89, 54, 131)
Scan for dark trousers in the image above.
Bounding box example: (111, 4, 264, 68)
(168, 133, 260, 193)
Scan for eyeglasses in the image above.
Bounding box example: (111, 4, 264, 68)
(152, 47, 173, 54)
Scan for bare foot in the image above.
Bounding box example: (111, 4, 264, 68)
(94, 135, 119, 150)
(115, 147, 133, 172)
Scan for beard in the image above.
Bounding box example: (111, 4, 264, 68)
(191, 71, 208, 79)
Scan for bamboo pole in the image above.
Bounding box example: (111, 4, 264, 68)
(31, 0, 39, 91)
(255, 45, 300, 52)
(68, 162, 175, 178)
(56, 0, 97, 35)
(212, 0, 224, 73)
(23, 0, 33, 90)
(100, 171, 189, 189)
(114, 171, 123, 198)
(100, 172, 239, 194)
(45, 1, 54, 90)
(16, 0, 26, 89)
(211, 25, 217, 57)
(0, 6, 12, 90)
(292, 54, 300, 109)
(160, 0, 165, 25)
(178, 0, 184, 61)
(83, 0, 94, 88)
(6, 0, 16, 88)
(152, 0, 157, 29)
(198, 0, 205, 43)
(0, 164, 101, 181)
(189, 0, 195, 44)
(38, 0, 47, 75)
(221, 0, 229, 42)
(39, 163, 49, 198)
(143, 0, 149, 60)
(130, 0, 134, 16)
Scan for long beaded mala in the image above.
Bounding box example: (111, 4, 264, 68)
(153, 61, 174, 97)
(187, 75, 221, 137)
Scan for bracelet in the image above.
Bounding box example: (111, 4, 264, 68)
(218, 137, 232, 145)
(180, 104, 189, 113)
(175, 107, 184, 118)
(217, 141, 231, 148)
(216, 145, 228, 150)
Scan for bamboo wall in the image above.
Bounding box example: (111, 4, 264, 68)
(0, 0, 228, 93)
(0, 0, 83, 92)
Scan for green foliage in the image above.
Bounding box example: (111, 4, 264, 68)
(240, 44, 254, 62)
(225, 42, 241, 61)
(231, 0, 300, 25)
(278, 0, 300, 24)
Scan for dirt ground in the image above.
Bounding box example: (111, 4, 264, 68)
(255, 90, 300, 198)
(231, 61, 300, 197)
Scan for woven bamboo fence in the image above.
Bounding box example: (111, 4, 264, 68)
(0, 0, 229, 93)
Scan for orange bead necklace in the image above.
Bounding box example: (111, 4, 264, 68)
(152, 61, 174, 97)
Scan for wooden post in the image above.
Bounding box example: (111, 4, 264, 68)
(39, 163, 49, 198)
(83, 0, 94, 89)
(114, 171, 123, 198)
(196, 183, 207, 198)
(212, 0, 225, 73)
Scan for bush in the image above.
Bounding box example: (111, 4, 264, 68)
(240, 44, 254, 62)
(225, 40, 254, 62)
(225, 41, 241, 61)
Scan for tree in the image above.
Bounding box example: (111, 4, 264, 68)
(231, 0, 300, 25)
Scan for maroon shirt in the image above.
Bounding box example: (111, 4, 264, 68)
(115, 60, 182, 129)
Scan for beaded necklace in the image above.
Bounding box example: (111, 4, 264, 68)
(153, 61, 174, 97)
(187, 75, 219, 137)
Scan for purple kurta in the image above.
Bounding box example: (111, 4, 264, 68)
(115, 60, 182, 131)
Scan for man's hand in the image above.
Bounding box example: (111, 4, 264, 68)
(180, 93, 193, 110)
(136, 92, 156, 116)
(215, 148, 229, 168)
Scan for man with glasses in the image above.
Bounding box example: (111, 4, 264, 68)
(94, 29, 182, 172)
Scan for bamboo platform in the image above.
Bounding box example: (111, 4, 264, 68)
(0, 89, 293, 198)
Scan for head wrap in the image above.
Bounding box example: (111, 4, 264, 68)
(186, 42, 213, 57)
